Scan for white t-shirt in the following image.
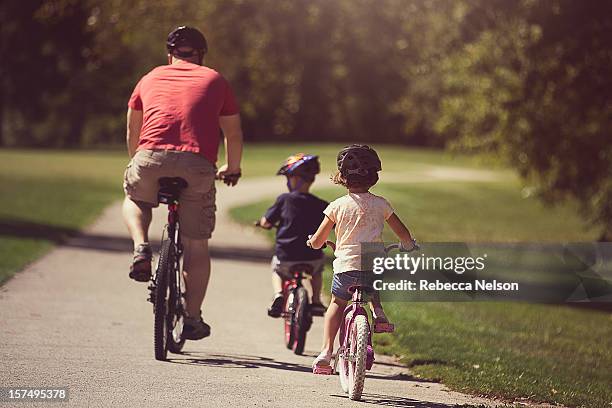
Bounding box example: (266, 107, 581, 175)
(323, 192, 394, 274)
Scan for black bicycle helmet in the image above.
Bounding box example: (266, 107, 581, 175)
(277, 153, 320, 181)
(166, 26, 208, 57)
(337, 144, 382, 177)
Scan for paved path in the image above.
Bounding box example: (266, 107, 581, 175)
(0, 177, 504, 407)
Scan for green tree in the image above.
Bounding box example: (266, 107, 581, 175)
(436, 0, 612, 239)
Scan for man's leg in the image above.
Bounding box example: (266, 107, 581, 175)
(122, 196, 152, 248)
(122, 196, 154, 281)
(181, 237, 211, 318)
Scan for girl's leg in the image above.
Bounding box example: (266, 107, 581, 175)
(369, 291, 384, 314)
(369, 291, 394, 332)
(321, 295, 348, 355)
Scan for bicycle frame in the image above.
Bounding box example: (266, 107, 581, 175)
(281, 271, 303, 306)
(281, 270, 303, 338)
(338, 287, 375, 370)
(166, 203, 181, 253)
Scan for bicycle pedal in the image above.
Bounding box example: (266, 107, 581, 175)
(366, 345, 375, 370)
(373, 322, 395, 333)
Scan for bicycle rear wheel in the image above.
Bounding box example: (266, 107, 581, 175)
(167, 255, 186, 354)
(291, 286, 310, 355)
(153, 239, 173, 361)
(284, 290, 295, 349)
(347, 314, 368, 400)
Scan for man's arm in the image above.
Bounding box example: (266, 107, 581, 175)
(126, 108, 143, 158)
(218, 114, 243, 181)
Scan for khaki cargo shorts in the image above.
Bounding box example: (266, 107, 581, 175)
(123, 149, 217, 239)
(271, 255, 325, 280)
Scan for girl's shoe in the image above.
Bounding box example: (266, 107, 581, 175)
(312, 350, 333, 375)
(372, 308, 395, 333)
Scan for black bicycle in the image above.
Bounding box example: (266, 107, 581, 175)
(148, 177, 188, 361)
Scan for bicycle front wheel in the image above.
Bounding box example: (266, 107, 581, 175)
(347, 314, 368, 400)
(153, 239, 173, 361)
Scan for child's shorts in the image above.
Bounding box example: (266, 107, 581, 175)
(332, 271, 375, 301)
(271, 255, 325, 280)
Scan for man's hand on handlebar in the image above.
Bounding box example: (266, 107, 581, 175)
(216, 164, 241, 186)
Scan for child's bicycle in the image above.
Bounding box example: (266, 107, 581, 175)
(255, 221, 327, 355)
(331, 243, 409, 400)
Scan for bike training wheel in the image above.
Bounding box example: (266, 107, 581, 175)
(347, 314, 368, 400)
(292, 286, 310, 355)
(167, 252, 186, 354)
(284, 291, 295, 349)
(154, 239, 173, 361)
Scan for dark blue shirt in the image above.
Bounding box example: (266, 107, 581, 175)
(264, 192, 329, 261)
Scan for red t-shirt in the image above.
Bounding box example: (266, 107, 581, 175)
(128, 60, 239, 164)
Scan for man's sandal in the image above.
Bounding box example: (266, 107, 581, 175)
(129, 244, 152, 282)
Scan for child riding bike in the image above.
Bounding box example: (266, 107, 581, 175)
(306, 144, 418, 374)
(258, 154, 329, 318)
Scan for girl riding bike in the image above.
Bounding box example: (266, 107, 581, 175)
(306, 144, 418, 374)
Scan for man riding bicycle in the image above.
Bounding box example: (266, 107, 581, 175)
(122, 26, 243, 340)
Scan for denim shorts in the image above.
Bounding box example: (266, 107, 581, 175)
(332, 271, 374, 301)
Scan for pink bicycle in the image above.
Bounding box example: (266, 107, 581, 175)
(333, 243, 404, 400)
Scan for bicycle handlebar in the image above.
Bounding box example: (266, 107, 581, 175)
(385, 239, 420, 253)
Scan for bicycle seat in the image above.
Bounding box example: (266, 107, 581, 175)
(158, 177, 188, 204)
(288, 264, 314, 276)
(347, 285, 374, 294)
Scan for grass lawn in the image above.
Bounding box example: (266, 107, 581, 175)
(0, 149, 128, 284)
(0, 142, 500, 285)
(2, 144, 610, 406)
(229, 149, 609, 408)
(240, 142, 500, 178)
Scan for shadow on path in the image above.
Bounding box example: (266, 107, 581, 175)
(0, 218, 78, 243)
(0, 218, 273, 263)
(331, 393, 461, 408)
(171, 353, 452, 406)
(169, 351, 433, 384)
(168, 352, 311, 373)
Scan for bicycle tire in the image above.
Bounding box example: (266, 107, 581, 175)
(167, 260, 186, 354)
(292, 287, 310, 355)
(284, 291, 295, 349)
(338, 312, 351, 393)
(153, 239, 173, 361)
(347, 315, 368, 400)
(339, 347, 349, 393)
